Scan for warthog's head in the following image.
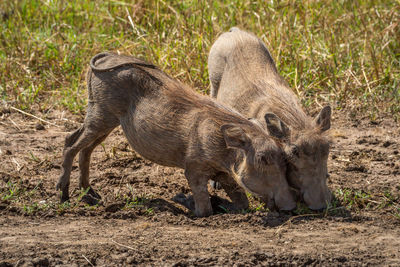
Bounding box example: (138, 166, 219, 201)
(264, 106, 332, 210)
(221, 123, 296, 211)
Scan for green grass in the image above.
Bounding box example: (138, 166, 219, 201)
(1, 179, 80, 215)
(1, 176, 399, 218)
(0, 0, 399, 118)
(291, 188, 400, 219)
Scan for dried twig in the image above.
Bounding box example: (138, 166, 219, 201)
(275, 213, 321, 235)
(125, 7, 144, 38)
(82, 254, 94, 267)
(59, 117, 80, 125)
(10, 106, 59, 127)
(111, 239, 135, 250)
(12, 157, 23, 172)
(159, 0, 181, 21)
(8, 117, 21, 131)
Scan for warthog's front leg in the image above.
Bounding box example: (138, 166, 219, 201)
(57, 105, 119, 203)
(184, 166, 213, 217)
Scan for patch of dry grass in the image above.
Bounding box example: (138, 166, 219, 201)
(0, 0, 399, 119)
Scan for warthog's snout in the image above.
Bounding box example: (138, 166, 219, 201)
(272, 185, 297, 211)
(260, 190, 296, 211)
(303, 186, 333, 210)
(275, 197, 297, 211)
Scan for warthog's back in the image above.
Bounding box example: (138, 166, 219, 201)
(88, 52, 251, 168)
(209, 29, 310, 131)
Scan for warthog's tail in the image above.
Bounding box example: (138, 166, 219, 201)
(87, 52, 163, 102)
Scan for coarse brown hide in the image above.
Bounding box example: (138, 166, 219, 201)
(208, 28, 332, 210)
(56, 52, 296, 217)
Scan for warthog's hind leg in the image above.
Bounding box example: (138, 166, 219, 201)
(56, 105, 119, 203)
(57, 126, 99, 202)
(78, 130, 114, 203)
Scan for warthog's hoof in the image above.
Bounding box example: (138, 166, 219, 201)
(210, 195, 237, 213)
(81, 194, 101, 206)
(81, 187, 101, 206)
(209, 180, 222, 190)
(60, 192, 70, 203)
(173, 193, 237, 214)
(87, 187, 102, 199)
(172, 193, 195, 211)
(105, 202, 125, 213)
(56, 182, 70, 203)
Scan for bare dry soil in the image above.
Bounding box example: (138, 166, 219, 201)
(0, 107, 399, 266)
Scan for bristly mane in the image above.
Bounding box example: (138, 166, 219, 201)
(228, 32, 313, 131)
(139, 60, 255, 128)
(89, 52, 256, 133)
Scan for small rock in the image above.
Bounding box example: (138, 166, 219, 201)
(111, 253, 129, 261)
(105, 202, 124, 213)
(344, 165, 367, 173)
(35, 123, 45, 130)
(20, 262, 34, 267)
(356, 138, 367, 144)
(8, 206, 18, 213)
(32, 257, 49, 267)
(126, 256, 137, 264)
(0, 107, 10, 115)
(382, 141, 392, 147)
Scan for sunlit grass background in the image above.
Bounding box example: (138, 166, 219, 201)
(1, 0, 399, 119)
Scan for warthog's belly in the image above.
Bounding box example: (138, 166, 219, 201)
(119, 104, 187, 169)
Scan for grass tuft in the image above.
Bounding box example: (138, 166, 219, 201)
(0, 0, 399, 118)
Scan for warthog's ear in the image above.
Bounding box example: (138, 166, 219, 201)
(221, 124, 251, 150)
(314, 106, 331, 132)
(264, 113, 290, 140)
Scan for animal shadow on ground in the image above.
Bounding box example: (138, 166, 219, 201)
(172, 193, 238, 214)
(172, 193, 353, 227)
(281, 195, 353, 226)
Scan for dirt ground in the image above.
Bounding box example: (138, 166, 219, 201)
(0, 106, 399, 266)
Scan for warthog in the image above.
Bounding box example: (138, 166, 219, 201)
(56, 52, 296, 217)
(208, 28, 332, 210)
